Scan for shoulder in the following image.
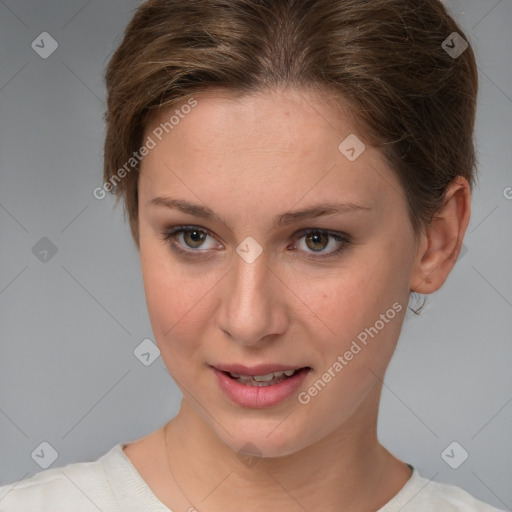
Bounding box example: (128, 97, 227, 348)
(0, 445, 120, 512)
(382, 467, 506, 512)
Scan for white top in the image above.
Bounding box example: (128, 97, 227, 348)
(0, 443, 505, 512)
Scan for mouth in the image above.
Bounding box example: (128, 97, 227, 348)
(222, 368, 310, 386)
(210, 364, 312, 408)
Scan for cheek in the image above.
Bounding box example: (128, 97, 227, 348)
(297, 255, 407, 367)
(141, 266, 213, 393)
(139, 243, 205, 356)
(145, 271, 200, 335)
(297, 266, 378, 336)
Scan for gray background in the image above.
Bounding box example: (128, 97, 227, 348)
(0, 0, 511, 509)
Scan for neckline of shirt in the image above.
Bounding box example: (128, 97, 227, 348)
(101, 443, 420, 512)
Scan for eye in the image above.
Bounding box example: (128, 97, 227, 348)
(290, 229, 350, 259)
(160, 225, 220, 256)
(159, 225, 351, 259)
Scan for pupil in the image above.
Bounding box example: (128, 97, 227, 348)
(308, 231, 326, 251)
(187, 230, 204, 247)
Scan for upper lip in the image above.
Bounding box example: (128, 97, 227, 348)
(211, 363, 310, 376)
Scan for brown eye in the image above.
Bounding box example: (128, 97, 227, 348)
(161, 225, 350, 260)
(304, 231, 329, 252)
(161, 226, 220, 256)
(293, 228, 350, 259)
(182, 229, 207, 249)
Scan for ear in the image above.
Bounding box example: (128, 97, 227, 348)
(410, 176, 471, 294)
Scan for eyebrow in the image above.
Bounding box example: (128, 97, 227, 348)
(147, 196, 373, 230)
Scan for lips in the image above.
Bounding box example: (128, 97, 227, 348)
(211, 365, 312, 408)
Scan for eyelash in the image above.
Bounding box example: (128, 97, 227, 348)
(159, 225, 351, 260)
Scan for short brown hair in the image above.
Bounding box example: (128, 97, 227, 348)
(103, 0, 478, 261)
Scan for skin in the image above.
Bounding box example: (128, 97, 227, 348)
(123, 87, 471, 512)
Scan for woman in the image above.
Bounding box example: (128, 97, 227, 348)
(0, 0, 505, 510)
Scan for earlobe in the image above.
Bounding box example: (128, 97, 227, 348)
(409, 177, 471, 294)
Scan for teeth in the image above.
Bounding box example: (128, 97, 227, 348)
(253, 373, 275, 382)
(229, 369, 298, 381)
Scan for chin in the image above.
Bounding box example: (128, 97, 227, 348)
(216, 420, 312, 460)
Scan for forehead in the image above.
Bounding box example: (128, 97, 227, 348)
(139, 88, 404, 219)
(146, 87, 357, 153)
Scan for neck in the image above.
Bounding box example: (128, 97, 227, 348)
(162, 395, 411, 512)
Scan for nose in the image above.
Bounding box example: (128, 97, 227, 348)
(217, 248, 288, 347)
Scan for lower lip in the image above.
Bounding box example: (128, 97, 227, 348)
(212, 367, 310, 408)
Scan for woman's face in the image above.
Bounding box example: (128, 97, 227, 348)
(138, 87, 418, 457)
